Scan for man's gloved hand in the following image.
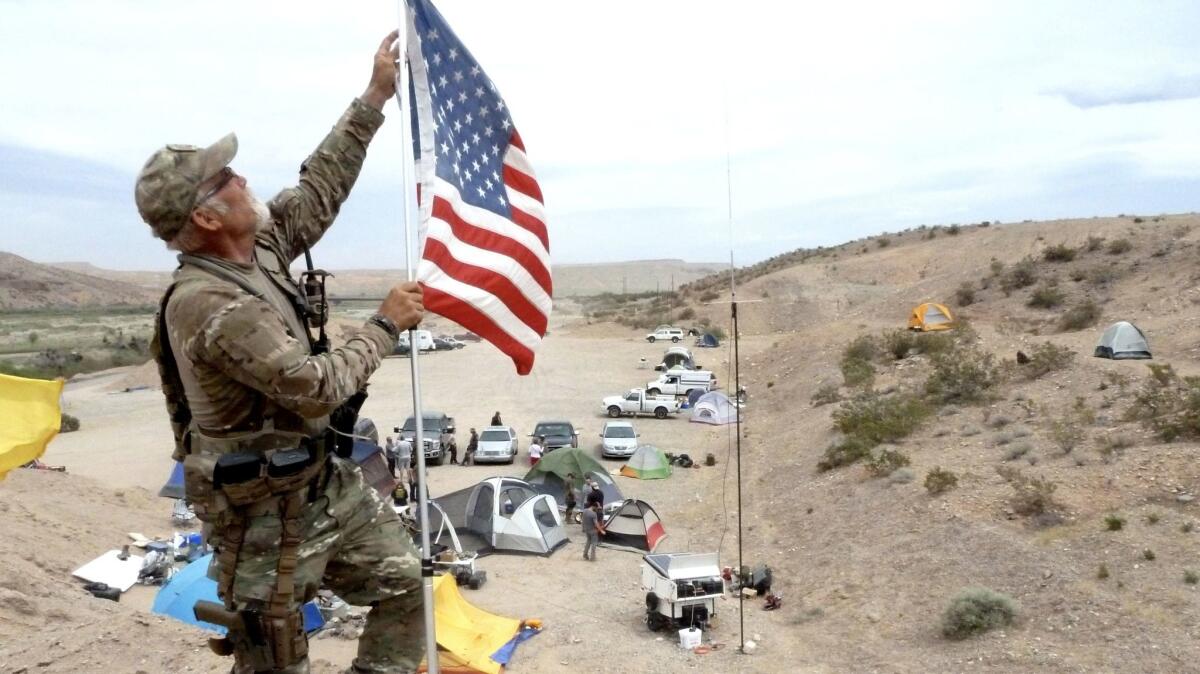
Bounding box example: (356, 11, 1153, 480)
(362, 29, 401, 110)
(379, 281, 424, 331)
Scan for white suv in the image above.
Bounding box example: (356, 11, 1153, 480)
(645, 327, 685, 343)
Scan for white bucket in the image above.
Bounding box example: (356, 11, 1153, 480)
(678, 627, 702, 650)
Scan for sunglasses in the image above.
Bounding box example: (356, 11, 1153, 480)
(196, 167, 236, 206)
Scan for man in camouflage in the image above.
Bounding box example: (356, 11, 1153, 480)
(135, 31, 425, 673)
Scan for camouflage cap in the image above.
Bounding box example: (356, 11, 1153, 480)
(134, 133, 238, 242)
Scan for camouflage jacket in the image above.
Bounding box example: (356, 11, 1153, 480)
(152, 99, 394, 460)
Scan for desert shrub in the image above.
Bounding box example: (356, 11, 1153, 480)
(866, 448, 911, 477)
(924, 347, 1000, 405)
(955, 283, 976, 306)
(1043, 243, 1077, 262)
(60, 413, 80, 433)
(676, 307, 696, 321)
(817, 436, 874, 472)
(1107, 238, 1133, 255)
(811, 384, 841, 407)
(707, 326, 727, 341)
(941, 588, 1018, 640)
(1146, 512, 1161, 525)
(1087, 266, 1119, 286)
(1004, 443, 1032, 461)
(946, 224, 962, 235)
(1049, 416, 1086, 454)
(1143, 548, 1156, 561)
(1123, 363, 1200, 441)
(840, 357, 875, 388)
(843, 333, 880, 362)
(1097, 434, 1132, 463)
(988, 414, 1012, 429)
(996, 466, 1059, 516)
(1070, 268, 1087, 283)
(989, 259, 1005, 276)
(1186, 571, 1199, 585)
(882, 329, 919, 360)
(1097, 564, 1110, 580)
(1058, 300, 1100, 332)
(1000, 258, 1038, 294)
(889, 467, 916, 484)
(877, 237, 891, 248)
(925, 467, 958, 495)
(1027, 283, 1065, 309)
(819, 393, 932, 471)
(1018, 342, 1074, 380)
(699, 290, 720, 302)
(1104, 514, 1125, 531)
(1086, 235, 1105, 252)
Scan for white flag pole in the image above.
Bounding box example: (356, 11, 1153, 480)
(394, 3, 439, 671)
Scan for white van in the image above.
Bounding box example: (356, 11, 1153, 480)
(645, 370, 717, 397)
(397, 329, 436, 352)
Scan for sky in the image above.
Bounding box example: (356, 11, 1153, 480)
(2, 0, 1199, 271)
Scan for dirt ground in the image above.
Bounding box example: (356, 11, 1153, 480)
(4, 307, 776, 674)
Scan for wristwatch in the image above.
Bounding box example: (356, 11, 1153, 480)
(368, 313, 400, 340)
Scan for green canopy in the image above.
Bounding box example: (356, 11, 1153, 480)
(619, 445, 672, 480)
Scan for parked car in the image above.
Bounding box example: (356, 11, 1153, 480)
(530, 420, 579, 451)
(432, 337, 460, 351)
(397, 329, 435, 352)
(398, 411, 456, 465)
(602, 389, 681, 419)
(453, 332, 484, 342)
(599, 421, 639, 458)
(475, 426, 519, 464)
(437, 336, 466, 349)
(645, 327, 685, 343)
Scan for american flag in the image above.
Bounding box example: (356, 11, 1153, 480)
(405, 0, 551, 375)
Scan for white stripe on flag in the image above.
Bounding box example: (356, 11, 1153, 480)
(505, 189, 546, 227)
(424, 217, 553, 314)
(430, 179, 551, 264)
(417, 260, 543, 350)
(503, 146, 538, 191)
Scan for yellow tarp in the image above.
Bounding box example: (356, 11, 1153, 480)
(0, 373, 64, 480)
(420, 574, 525, 674)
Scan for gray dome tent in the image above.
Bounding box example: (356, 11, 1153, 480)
(1094, 321, 1151, 360)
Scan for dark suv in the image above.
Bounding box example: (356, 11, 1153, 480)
(399, 412, 456, 465)
(530, 420, 579, 451)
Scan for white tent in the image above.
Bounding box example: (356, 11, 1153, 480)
(1094, 321, 1152, 360)
(461, 477, 567, 555)
(690, 391, 738, 425)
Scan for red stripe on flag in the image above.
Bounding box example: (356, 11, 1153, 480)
(431, 197, 552, 295)
(510, 129, 526, 152)
(422, 238, 548, 335)
(420, 284, 536, 375)
(503, 163, 544, 203)
(508, 205, 549, 253)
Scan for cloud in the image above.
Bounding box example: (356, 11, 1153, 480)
(1052, 75, 1200, 109)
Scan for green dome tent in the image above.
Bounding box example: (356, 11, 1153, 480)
(619, 445, 673, 480)
(523, 448, 622, 506)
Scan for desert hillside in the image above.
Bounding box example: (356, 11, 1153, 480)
(7, 212, 1200, 672)
(48, 258, 725, 300)
(0, 253, 160, 310)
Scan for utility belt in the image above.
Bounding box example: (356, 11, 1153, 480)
(185, 436, 331, 671)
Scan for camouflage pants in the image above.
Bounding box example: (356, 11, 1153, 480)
(211, 457, 424, 673)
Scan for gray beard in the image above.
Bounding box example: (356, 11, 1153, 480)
(248, 192, 272, 234)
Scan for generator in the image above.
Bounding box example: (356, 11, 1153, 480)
(641, 552, 724, 632)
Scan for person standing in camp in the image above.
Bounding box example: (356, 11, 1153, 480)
(137, 32, 425, 673)
(528, 435, 543, 466)
(384, 434, 398, 477)
(490, 410, 502, 426)
(462, 428, 478, 466)
(585, 481, 604, 509)
(395, 434, 413, 485)
(441, 429, 458, 465)
(581, 501, 605, 561)
(564, 472, 578, 524)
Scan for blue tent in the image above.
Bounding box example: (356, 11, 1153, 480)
(153, 553, 324, 634)
(696, 333, 719, 348)
(158, 461, 185, 499)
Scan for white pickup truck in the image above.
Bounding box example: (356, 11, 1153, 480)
(603, 388, 682, 419)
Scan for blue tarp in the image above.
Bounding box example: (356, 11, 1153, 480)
(152, 553, 324, 634)
(490, 626, 542, 666)
(158, 461, 185, 499)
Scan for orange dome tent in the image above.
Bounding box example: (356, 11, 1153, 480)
(907, 303, 955, 331)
